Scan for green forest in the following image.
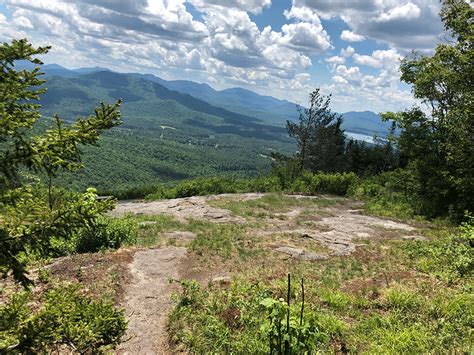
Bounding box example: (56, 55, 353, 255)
(1, 0, 473, 353)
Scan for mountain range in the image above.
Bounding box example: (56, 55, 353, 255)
(17, 61, 393, 191)
(23, 62, 392, 136)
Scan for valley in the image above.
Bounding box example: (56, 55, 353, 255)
(34, 67, 393, 192)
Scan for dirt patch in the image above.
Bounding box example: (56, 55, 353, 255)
(275, 246, 328, 261)
(47, 249, 134, 303)
(259, 205, 416, 256)
(117, 247, 187, 354)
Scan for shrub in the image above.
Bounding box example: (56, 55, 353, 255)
(406, 216, 474, 283)
(308, 172, 358, 196)
(0, 284, 126, 353)
(170, 277, 337, 353)
(74, 216, 138, 253)
(246, 175, 282, 193)
(349, 169, 419, 219)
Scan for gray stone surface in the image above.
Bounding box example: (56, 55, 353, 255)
(275, 246, 328, 261)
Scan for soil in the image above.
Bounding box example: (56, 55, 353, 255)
(116, 247, 187, 354)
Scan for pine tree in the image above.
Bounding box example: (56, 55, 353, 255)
(286, 89, 346, 173)
(0, 39, 122, 285)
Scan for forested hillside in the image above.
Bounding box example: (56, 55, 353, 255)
(37, 71, 295, 191)
(28, 61, 394, 134)
(38, 71, 393, 192)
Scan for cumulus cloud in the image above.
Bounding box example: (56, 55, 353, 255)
(325, 55, 345, 65)
(323, 45, 414, 112)
(284, 5, 320, 24)
(290, 0, 443, 51)
(336, 65, 362, 82)
(280, 22, 332, 53)
(340, 46, 355, 58)
(377, 3, 421, 22)
(353, 49, 401, 68)
(189, 0, 271, 14)
(340, 30, 364, 42)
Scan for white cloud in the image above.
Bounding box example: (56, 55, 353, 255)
(353, 49, 401, 68)
(336, 65, 362, 82)
(377, 3, 421, 22)
(280, 22, 332, 53)
(332, 75, 348, 85)
(325, 55, 345, 65)
(340, 30, 365, 42)
(284, 5, 320, 24)
(340, 46, 355, 58)
(189, 0, 271, 14)
(291, 0, 443, 52)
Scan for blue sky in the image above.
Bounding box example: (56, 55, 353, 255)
(0, 0, 444, 112)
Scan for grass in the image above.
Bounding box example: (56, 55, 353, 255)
(169, 216, 474, 353)
(132, 214, 186, 247)
(209, 193, 340, 220)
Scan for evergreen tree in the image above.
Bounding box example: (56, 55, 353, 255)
(286, 89, 346, 173)
(0, 39, 122, 285)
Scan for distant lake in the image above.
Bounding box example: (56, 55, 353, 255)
(345, 132, 388, 144)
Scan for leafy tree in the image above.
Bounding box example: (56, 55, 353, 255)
(0, 39, 122, 285)
(383, 0, 473, 219)
(286, 89, 346, 173)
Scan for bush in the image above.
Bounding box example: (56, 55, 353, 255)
(0, 283, 126, 353)
(246, 175, 282, 193)
(174, 177, 239, 198)
(307, 172, 358, 196)
(349, 169, 419, 219)
(74, 216, 138, 253)
(406, 216, 474, 283)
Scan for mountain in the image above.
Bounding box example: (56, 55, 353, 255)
(32, 62, 394, 137)
(133, 74, 298, 125)
(38, 71, 294, 191)
(125, 74, 394, 137)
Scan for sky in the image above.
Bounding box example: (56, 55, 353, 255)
(0, 0, 445, 112)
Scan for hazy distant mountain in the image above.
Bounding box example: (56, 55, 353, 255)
(132, 74, 297, 125)
(129, 74, 393, 136)
(28, 62, 394, 137)
(15, 61, 109, 77)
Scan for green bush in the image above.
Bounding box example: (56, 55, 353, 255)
(74, 216, 138, 253)
(246, 175, 282, 193)
(406, 216, 474, 283)
(307, 172, 358, 196)
(349, 169, 420, 219)
(142, 172, 353, 202)
(0, 283, 126, 353)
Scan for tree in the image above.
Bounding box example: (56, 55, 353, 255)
(0, 39, 122, 285)
(344, 124, 399, 176)
(286, 89, 346, 173)
(383, 0, 473, 219)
